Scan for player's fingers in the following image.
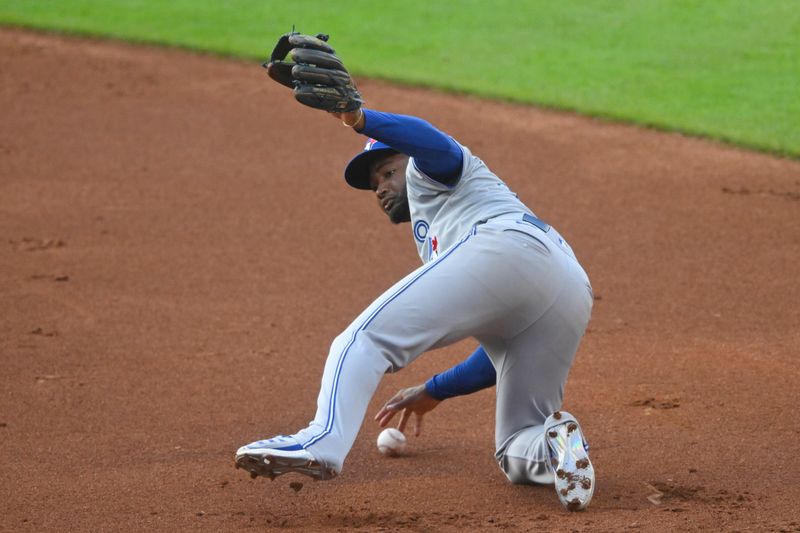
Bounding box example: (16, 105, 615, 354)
(377, 409, 397, 427)
(397, 409, 411, 434)
(375, 404, 397, 425)
(414, 413, 424, 437)
(373, 391, 405, 420)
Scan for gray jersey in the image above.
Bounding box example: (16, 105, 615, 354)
(406, 143, 532, 263)
(256, 127, 594, 502)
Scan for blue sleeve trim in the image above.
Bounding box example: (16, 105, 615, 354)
(360, 109, 463, 184)
(424, 346, 496, 401)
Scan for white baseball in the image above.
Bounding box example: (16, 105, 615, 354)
(376, 428, 407, 457)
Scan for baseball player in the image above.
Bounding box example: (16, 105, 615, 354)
(235, 33, 596, 511)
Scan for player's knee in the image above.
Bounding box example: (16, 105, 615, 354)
(330, 330, 350, 350)
(501, 463, 533, 485)
(358, 330, 410, 368)
(498, 456, 555, 486)
(329, 327, 415, 375)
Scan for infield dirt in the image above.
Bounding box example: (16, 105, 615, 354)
(1, 29, 799, 532)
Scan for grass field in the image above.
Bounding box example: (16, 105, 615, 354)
(1, 0, 798, 156)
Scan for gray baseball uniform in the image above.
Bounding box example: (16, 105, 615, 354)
(292, 139, 593, 482)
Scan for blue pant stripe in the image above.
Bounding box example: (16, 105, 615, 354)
(301, 231, 475, 449)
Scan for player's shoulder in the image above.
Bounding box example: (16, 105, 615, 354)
(458, 143, 500, 180)
(406, 140, 506, 196)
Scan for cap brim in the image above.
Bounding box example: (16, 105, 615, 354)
(344, 147, 397, 190)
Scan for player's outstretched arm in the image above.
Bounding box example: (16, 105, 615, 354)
(340, 108, 464, 185)
(374, 346, 497, 436)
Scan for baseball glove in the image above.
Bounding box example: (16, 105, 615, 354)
(264, 32, 363, 113)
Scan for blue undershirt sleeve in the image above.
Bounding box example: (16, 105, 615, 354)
(359, 109, 463, 184)
(424, 346, 496, 401)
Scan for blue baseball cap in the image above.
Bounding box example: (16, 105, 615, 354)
(344, 138, 398, 190)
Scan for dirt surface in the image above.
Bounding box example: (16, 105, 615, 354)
(1, 28, 799, 532)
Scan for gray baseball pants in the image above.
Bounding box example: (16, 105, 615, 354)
(292, 213, 593, 483)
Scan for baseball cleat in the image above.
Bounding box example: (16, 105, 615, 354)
(234, 435, 336, 481)
(545, 411, 595, 512)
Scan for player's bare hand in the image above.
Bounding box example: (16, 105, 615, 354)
(374, 384, 440, 437)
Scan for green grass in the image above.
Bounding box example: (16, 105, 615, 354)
(2, 0, 798, 156)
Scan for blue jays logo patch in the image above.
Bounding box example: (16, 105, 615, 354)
(413, 220, 429, 243)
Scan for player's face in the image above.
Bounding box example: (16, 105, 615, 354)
(369, 153, 411, 224)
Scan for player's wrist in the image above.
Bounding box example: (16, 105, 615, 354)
(342, 108, 364, 129)
(424, 375, 449, 401)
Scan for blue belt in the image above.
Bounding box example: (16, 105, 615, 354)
(521, 213, 551, 233)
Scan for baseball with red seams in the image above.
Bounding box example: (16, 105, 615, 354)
(377, 428, 407, 456)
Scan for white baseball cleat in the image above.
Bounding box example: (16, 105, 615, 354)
(234, 435, 336, 481)
(544, 411, 595, 511)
